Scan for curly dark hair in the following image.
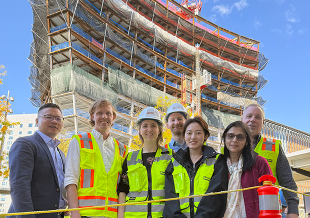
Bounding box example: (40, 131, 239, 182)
(222, 121, 256, 172)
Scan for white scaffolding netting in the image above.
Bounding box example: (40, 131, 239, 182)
(104, 0, 259, 78)
(217, 92, 257, 107)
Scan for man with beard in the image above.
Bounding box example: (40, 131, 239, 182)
(165, 103, 189, 152)
(241, 103, 299, 218)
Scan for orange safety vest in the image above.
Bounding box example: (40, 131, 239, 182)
(73, 132, 128, 217)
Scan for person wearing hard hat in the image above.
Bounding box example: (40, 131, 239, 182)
(118, 107, 173, 218)
(65, 99, 128, 218)
(165, 103, 189, 152)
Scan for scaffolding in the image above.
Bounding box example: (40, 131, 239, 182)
(29, 0, 270, 148)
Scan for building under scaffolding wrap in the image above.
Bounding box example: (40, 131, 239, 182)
(28, 0, 271, 149)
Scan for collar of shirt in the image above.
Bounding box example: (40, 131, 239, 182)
(36, 130, 60, 148)
(91, 128, 113, 143)
(169, 139, 187, 150)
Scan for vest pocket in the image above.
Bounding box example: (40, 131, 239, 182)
(127, 164, 148, 192)
(80, 148, 95, 169)
(195, 164, 213, 194)
(151, 161, 168, 190)
(172, 167, 187, 194)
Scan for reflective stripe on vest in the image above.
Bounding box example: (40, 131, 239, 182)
(171, 154, 219, 216)
(125, 147, 172, 217)
(74, 132, 127, 217)
(255, 137, 280, 185)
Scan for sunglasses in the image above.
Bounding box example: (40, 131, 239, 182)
(226, 133, 246, 141)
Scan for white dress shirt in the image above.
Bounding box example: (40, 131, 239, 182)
(64, 129, 116, 187)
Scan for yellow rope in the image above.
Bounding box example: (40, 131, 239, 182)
(2, 184, 308, 217)
(0, 185, 262, 216)
(274, 184, 310, 198)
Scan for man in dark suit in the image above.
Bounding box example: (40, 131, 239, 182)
(8, 103, 66, 218)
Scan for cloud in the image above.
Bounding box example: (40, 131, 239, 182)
(212, 0, 248, 16)
(254, 20, 262, 29)
(233, 0, 248, 11)
(298, 28, 307, 35)
(285, 4, 299, 23)
(212, 4, 232, 16)
(209, 14, 217, 23)
(271, 28, 282, 35)
(286, 24, 293, 37)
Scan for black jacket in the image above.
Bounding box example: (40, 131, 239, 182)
(163, 145, 228, 218)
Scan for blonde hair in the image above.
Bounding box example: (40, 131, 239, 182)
(243, 103, 265, 119)
(89, 99, 116, 126)
(138, 120, 163, 147)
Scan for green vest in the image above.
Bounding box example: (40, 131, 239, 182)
(125, 147, 172, 218)
(254, 137, 280, 185)
(73, 133, 128, 217)
(171, 154, 220, 218)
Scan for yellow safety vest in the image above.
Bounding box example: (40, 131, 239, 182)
(171, 154, 220, 218)
(73, 133, 128, 217)
(254, 137, 280, 185)
(125, 147, 172, 218)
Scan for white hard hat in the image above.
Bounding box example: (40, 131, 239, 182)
(165, 103, 189, 122)
(137, 107, 162, 125)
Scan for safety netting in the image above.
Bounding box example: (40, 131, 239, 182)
(102, 0, 260, 78)
(108, 67, 177, 107)
(50, 63, 178, 108)
(217, 92, 257, 107)
(28, 0, 51, 107)
(257, 75, 269, 91)
(256, 96, 267, 107)
(201, 106, 240, 130)
(258, 53, 269, 72)
(50, 63, 119, 107)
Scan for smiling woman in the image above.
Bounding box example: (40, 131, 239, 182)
(163, 116, 228, 218)
(222, 121, 272, 218)
(117, 107, 173, 218)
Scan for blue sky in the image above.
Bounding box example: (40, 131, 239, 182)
(0, 0, 310, 132)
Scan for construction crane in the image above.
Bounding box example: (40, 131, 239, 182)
(173, 0, 203, 19)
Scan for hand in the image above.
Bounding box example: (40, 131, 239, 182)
(286, 214, 299, 218)
(70, 210, 81, 218)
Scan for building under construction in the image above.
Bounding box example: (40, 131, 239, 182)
(28, 0, 269, 148)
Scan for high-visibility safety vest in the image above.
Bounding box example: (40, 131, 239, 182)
(254, 137, 280, 185)
(125, 147, 172, 218)
(73, 133, 128, 217)
(171, 154, 220, 218)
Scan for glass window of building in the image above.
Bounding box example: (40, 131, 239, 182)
(20, 124, 23, 128)
(35, 123, 38, 127)
(28, 131, 32, 134)
(9, 132, 13, 135)
(29, 123, 33, 127)
(0, 198, 4, 201)
(1, 182, 4, 186)
(19, 131, 22, 135)
(9, 136, 13, 140)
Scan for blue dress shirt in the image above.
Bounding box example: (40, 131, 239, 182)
(169, 139, 187, 152)
(36, 130, 66, 209)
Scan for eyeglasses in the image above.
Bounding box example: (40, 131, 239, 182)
(40, 114, 64, 123)
(226, 133, 246, 141)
